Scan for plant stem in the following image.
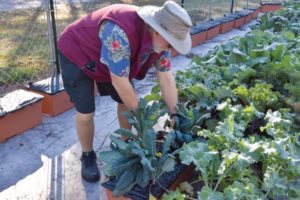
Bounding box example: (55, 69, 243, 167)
(264, 168, 280, 199)
(190, 178, 205, 185)
(153, 180, 170, 193)
(214, 163, 237, 192)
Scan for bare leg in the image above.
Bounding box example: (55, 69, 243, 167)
(76, 111, 95, 152)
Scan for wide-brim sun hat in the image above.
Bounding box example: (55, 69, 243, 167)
(137, 1, 192, 55)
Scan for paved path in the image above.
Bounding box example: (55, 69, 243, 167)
(0, 21, 255, 200)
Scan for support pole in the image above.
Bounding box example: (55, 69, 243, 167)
(231, 0, 234, 13)
(45, 0, 60, 93)
(45, 0, 59, 77)
(49, 0, 60, 75)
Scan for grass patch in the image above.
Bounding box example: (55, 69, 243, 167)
(0, 8, 51, 90)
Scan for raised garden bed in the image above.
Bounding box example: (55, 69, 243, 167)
(225, 12, 246, 28)
(260, 2, 282, 13)
(27, 76, 73, 116)
(215, 16, 235, 34)
(190, 24, 207, 47)
(248, 6, 261, 19)
(194, 20, 221, 41)
(237, 9, 254, 24)
(0, 89, 44, 142)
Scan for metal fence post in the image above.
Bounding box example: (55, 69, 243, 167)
(181, 0, 184, 7)
(49, 0, 59, 75)
(209, 0, 212, 19)
(45, 0, 59, 77)
(230, 0, 234, 13)
(44, 0, 60, 93)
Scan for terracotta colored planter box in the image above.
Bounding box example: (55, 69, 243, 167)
(216, 17, 235, 34)
(27, 76, 74, 117)
(191, 31, 206, 47)
(245, 12, 253, 24)
(0, 89, 44, 142)
(192, 20, 220, 41)
(225, 13, 245, 28)
(103, 164, 194, 200)
(234, 16, 246, 28)
(33, 90, 73, 117)
(190, 23, 207, 47)
(220, 20, 235, 34)
(236, 10, 253, 25)
(249, 7, 261, 19)
(261, 2, 282, 13)
(206, 25, 220, 40)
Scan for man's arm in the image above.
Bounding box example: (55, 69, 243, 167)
(99, 21, 139, 111)
(156, 70, 178, 114)
(110, 72, 139, 111)
(154, 50, 178, 114)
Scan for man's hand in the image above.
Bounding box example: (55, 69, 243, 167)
(169, 113, 180, 129)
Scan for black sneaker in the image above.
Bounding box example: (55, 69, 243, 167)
(80, 151, 100, 182)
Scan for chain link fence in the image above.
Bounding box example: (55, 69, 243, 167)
(0, 0, 283, 96)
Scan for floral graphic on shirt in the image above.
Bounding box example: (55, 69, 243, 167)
(112, 40, 120, 50)
(103, 35, 129, 63)
(155, 50, 171, 72)
(99, 21, 131, 78)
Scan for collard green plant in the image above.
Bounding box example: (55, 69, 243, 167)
(99, 99, 176, 197)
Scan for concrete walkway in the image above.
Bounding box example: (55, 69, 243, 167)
(0, 22, 255, 200)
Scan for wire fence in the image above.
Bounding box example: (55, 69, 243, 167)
(0, 0, 283, 96)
